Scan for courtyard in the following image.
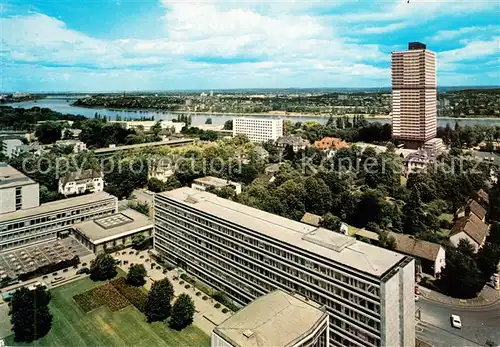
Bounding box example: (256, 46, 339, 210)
(2, 274, 210, 347)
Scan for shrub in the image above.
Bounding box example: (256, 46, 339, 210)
(156, 266, 161, 270)
(202, 296, 208, 300)
(214, 303, 221, 309)
(184, 284, 190, 289)
(196, 292, 201, 296)
(179, 281, 184, 285)
(222, 308, 228, 313)
(110, 277, 147, 312)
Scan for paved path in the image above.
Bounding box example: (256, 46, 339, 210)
(113, 248, 232, 335)
(420, 285, 500, 308)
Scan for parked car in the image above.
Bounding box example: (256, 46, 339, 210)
(451, 314, 462, 329)
(76, 267, 90, 275)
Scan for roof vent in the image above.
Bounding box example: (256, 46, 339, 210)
(242, 329, 254, 338)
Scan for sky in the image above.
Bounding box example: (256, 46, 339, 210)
(0, 0, 499, 92)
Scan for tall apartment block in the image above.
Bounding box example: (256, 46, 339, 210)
(233, 117, 283, 143)
(392, 42, 437, 149)
(154, 187, 415, 347)
(0, 163, 118, 251)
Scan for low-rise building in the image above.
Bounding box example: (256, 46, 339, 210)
(455, 199, 487, 222)
(276, 136, 310, 152)
(0, 191, 117, 251)
(72, 208, 153, 254)
(403, 149, 435, 177)
(58, 169, 104, 196)
(108, 120, 185, 133)
(1, 139, 23, 159)
(314, 137, 348, 151)
(212, 290, 329, 347)
(477, 189, 489, 207)
(93, 138, 194, 156)
(450, 213, 489, 253)
(192, 176, 242, 195)
(55, 140, 87, 153)
(354, 230, 446, 278)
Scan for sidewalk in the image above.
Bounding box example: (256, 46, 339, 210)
(420, 284, 500, 307)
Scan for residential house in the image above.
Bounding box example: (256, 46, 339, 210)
(55, 140, 87, 153)
(477, 189, 489, 207)
(450, 213, 489, 252)
(455, 199, 487, 222)
(403, 149, 435, 177)
(276, 135, 310, 152)
(354, 229, 445, 277)
(314, 137, 348, 151)
(58, 169, 104, 196)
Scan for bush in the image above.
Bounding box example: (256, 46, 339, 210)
(202, 296, 208, 300)
(222, 308, 228, 313)
(196, 292, 201, 296)
(179, 281, 184, 285)
(110, 277, 147, 312)
(214, 303, 221, 309)
(184, 284, 190, 289)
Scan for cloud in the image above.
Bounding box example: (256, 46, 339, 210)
(439, 37, 500, 63)
(430, 25, 499, 42)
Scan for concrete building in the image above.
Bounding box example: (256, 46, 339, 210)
(154, 187, 415, 347)
(212, 290, 329, 347)
(192, 176, 242, 195)
(0, 191, 117, 251)
(233, 118, 283, 143)
(0, 163, 40, 214)
(1, 139, 23, 159)
(72, 208, 153, 254)
(108, 120, 185, 133)
(392, 42, 437, 148)
(58, 169, 104, 196)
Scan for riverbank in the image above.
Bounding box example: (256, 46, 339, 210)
(69, 103, 500, 120)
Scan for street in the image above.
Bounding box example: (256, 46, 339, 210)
(417, 296, 500, 346)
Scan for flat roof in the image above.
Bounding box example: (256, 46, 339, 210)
(73, 208, 152, 244)
(193, 176, 240, 188)
(94, 139, 194, 154)
(214, 290, 326, 347)
(158, 187, 405, 277)
(0, 191, 116, 222)
(0, 163, 36, 189)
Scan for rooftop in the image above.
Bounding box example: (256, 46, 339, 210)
(0, 163, 36, 189)
(193, 176, 240, 188)
(450, 213, 489, 245)
(93, 138, 194, 154)
(158, 187, 406, 277)
(300, 212, 322, 227)
(0, 191, 116, 222)
(214, 290, 327, 347)
(61, 169, 101, 185)
(73, 208, 152, 244)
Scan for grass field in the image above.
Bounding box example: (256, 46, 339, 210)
(3, 277, 210, 347)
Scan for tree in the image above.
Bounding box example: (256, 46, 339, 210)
(145, 278, 175, 322)
(205, 118, 212, 124)
(320, 213, 342, 232)
(379, 230, 397, 250)
(169, 293, 195, 330)
(223, 120, 233, 130)
(150, 121, 163, 137)
(128, 201, 150, 216)
(402, 189, 429, 236)
(90, 253, 117, 281)
(126, 264, 147, 286)
(490, 182, 500, 221)
(9, 287, 52, 342)
(35, 121, 62, 144)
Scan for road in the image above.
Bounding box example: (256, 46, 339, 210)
(416, 296, 500, 346)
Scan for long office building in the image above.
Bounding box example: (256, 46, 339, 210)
(392, 42, 437, 148)
(154, 187, 415, 347)
(233, 117, 283, 143)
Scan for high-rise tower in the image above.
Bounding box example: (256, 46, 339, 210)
(392, 42, 437, 148)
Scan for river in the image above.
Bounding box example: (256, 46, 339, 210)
(5, 98, 500, 127)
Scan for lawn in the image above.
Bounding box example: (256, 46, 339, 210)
(3, 277, 210, 347)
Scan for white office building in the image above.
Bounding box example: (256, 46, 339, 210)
(233, 118, 283, 143)
(1, 139, 23, 159)
(154, 188, 415, 347)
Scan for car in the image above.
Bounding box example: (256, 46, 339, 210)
(451, 314, 462, 329)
